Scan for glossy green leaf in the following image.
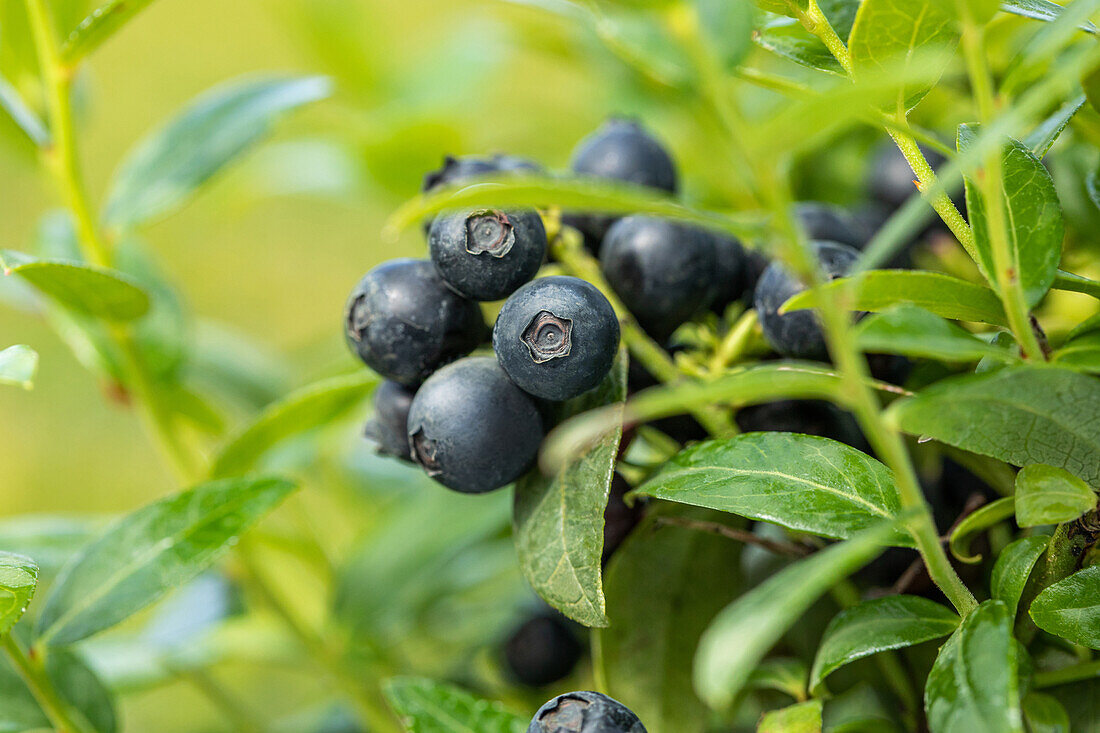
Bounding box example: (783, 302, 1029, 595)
(754, 15, 844, 75)
(1022, 693, 1070, 733)
(849, 0, 958, 111)
(958, 127, 1064, 308)
(634, 432, 912, 546)
(210, 371, 377, 478)
(0, 250, 150, 321)
(810, 596, 959, 692)
(1025, 95, 1087, 158)
(36, 477, 295, 646)
(694, 521, 897, 710)
(990, 536, 1049, 617)
(0, 647, 117, 733)
(1030, 565, 1100, 649)
(948, 497, 1015, 564)
(781, 270, 1009, 326)
(0, 346, 37, 390)
(925, 600, 1024, 733)
(103, 75, 332, 232)
(514, 351, 627, 627)
(596, 508, 741, 732)
(1000, 0, 1097, 32)
(0, 553, 37, 636)
(855, 305, 1014, 363)
(888, 366, 1100, 487)
(59, 0, 157, 64)
(1051, 269, 1100, 299)
(1015, 464, 1097, 527)
(759, 699, 823, 733)
(382, 677, 525, 733)
(745, 658, 808, 701)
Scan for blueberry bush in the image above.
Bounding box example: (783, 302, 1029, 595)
(2, 0, 1100, 731)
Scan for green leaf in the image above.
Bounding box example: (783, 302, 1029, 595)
(990, 536, 1049, 617)
(0, 553, 37, 635)
(1000, 0, 1097, 32)
(823, 683, 902, 733)
(210, 371, 377, 478)
(948, 497, 1015, 564)
(694, 521, 898, 710)
(0, 74, 47, 146)
(1029, 565, 1100, 649)
(759, 699, 823, 733)
(633, 432, 912, 546)
(887, 366, 1100, 488)
(1053, 331, 1100, 373)
(855, 305, 1015, 363)
(1051, 269, 1100, 300)
(1025, 95, 1087, 159)
(754, 16, 845, 75)
(596, 508, 741, 732)
(958, 127, 1065, 309)
(781, 270, 1009, 326)
(0, 346, 38, 389)
(1022, 693, 1070, 733)
(1015, 464, 1097, 527)
(36, 477, 295, 646)
(103, 75, 332, 232)
(59, 0, 157, 64)
(0, 250, 151, 321)
(745, 658, 809, 701)
(925, 600, 1024, 733)
(810, 596, 960, 693)
(0, 647, 117, 733)
(849, 0, 958, 111)
(386, 175, 763, 241)
(382, 677, 525, 733)
(514, 350, 627, 627)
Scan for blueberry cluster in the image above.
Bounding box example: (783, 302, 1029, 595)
(345, 154, 621, 494)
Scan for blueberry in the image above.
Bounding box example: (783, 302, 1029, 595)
(528, 691, 647, 733)
(705, 230, 747, 312)
(738, 248, 772, 303)
(795, 202, 863, 249)
(429, 208, 547, 301)
(493, 276, 620, 401)
(344, 259, 485, 386)
(422, 154, 543, 194)
(600, 216, 717, 340)
(362, 381, 415, 461)
(564, 118, 678, 251)
(753, 241, 860, 359)
(867, 144, 944, 213)
(504, 613, 583, 687)
(405, 357, 544, 493)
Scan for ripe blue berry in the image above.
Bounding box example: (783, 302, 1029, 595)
(344, 259, 485, 386)
(600, 216, 716, 340)
(795, 202, 863, 249)
(363, 381, 415, 461)
(753, 241, 860, 359)
(406, 357, 543, 493)
(564, 119, 678, 250)
(528, 691, 647, 733)
(429, 208, 547, 301)
(504, 613, 582, 687)
(493, 276, 620, 401)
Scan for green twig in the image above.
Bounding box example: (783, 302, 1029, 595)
(2, 635, 97, 733)
(1034, 660, 1100, 689)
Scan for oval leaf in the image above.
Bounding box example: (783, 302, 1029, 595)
(514, 351, 627, 628)
(759, 699, 823, 733)
(596, 508, 741, 732)
(888, 366, 1100, 488)
(810, 595, 960, 692)
(782, 270, 1009, 326)
(1, 250, 150, 321)
(958, 128, 1064, 308)
(1022, 693, 1071, 733)
(103, 75, 332, 232)
(0, 553, 37, 635)
(925, 600, 1024, 733)
(0, 345, 38, 389)
(36, 477, 296, 646)
(948, 497, 1015, 564)
(60, 0, 157, 64)
(855, 305, 1015, 363)
(1030, 565, 1100, 649)
(1000, 0, 1098, 32)
(210, 371, 377, 478)
(0, 647, 117, 733)
(849, 0, 958, 111)
(991, 536, 1049, 617)
(634, 432, 912, 546)
(1015, 464, 1097, 527)
(382, 677, 525, 733)
(694, 521, 899, 710)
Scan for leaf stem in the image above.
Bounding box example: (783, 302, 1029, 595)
(797, 0, 853, 74)
(708, 309, 758, 374)
(1034, 659, 1100, 689)
(1, 635, 97, 733)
